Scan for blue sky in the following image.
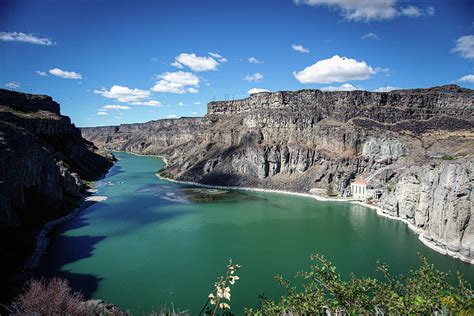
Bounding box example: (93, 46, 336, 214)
(1, 0, 473, 127)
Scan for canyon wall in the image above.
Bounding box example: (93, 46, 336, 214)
(81, 84, 474, 263)
(0, 89, 114, 302)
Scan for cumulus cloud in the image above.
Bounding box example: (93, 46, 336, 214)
(292, 44, 310, 53)
(167, 114, 179, 119)
(452, 35, 474, 60)
(36, 70, 48, 76)
(5, 81, 20, 89)
(191, 111, 198, 115)
(361, 32, 379, 40)
(101, 105, 131, 110)
(178, 102, 184, 106)
(458, 74, 474, 84)
(294, 55, 376, 84)
(248, 57, 262, 64)
(97, 111, 108, 116)
(151, 71, 200, 94)
(320, 83, 360, 91)
(244, 72, 263, 82)
(0, 31, 55, 45)
(94, 85, 151, 102)
(172, 53, 220, 72)
(208, 52, 227, 62)
(248, 88, 269, 94)
(373, 85, 400, 92)
(194, 101, 201, 105)
(294, 0, 434, 21)
(131, 100, 162, 107)
(49, 68, 83, 79)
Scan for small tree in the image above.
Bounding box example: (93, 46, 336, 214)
(326, 183, 338, 197)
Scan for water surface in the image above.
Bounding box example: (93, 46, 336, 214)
(38, 152, 473, 314)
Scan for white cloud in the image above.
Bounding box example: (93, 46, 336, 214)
(36, 70, 48, 76)
(320, 83, 360, 91)
(248, 88, 269, 95)
(171, 61, 184, 68)
(452, 35, 474, 60)
(97, 111, 108, 116)
(294, 55, 376, 84)
(151, 71, 200, 94)
(101, 105, 131, 110)
(248, 57, 262, 64)
(244, 72, 263, 82)
(194, 101, 201, 105)
(208, 52, 227, 62)
(0, 31, 55, 45)
(191, 111, 198, 115)
(5, 81, 20, 89)
(294, 0, 434, 21)
(400, 5, 435, 17)
(361, 32, 379, 40)
(49, 68, 83, 79)
(373, 85, 400, 92)
(94, 85, 151, 102)
(458, 74, 474, 84)
(292, 44, 310, 53)
(375, 67, 390, 76)
(167, 114, 179, 119)
(131, 100, 162, 107)
(172, 53, 220, 72)
(178, 102, 184, 106)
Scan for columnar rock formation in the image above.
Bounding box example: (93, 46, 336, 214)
(81, 85, 474, 263)
(0, 89, 114, 302)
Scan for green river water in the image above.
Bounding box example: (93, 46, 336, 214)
(38, 152, 473, 314)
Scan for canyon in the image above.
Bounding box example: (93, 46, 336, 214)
(81, 85, 474, 263)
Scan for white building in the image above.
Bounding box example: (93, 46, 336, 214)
(351, 180, 368, 200)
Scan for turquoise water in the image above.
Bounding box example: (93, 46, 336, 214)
(38, 152, 473, 314)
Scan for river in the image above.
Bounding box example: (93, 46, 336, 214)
(37, 152, 473, 314)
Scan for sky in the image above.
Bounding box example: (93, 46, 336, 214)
(1, 0, 473, 127)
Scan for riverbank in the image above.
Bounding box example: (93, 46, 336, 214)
(151, 153, 473, 265)
(20, 164, 116, 282)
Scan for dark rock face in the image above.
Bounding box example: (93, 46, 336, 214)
(81, 85, 474, 262)
(0, 89, 114, 303)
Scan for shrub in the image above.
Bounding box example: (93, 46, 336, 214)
(246, 254, 473, 315)
(8, 277, 87, 315)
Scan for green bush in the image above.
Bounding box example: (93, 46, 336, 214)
(246, 254, 473, 315)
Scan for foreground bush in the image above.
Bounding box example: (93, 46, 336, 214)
(8, 277, 86, 315)
(7, 255, 472, 315)
(246, 254, 473, 315)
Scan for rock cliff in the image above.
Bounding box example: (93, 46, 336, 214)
(81, 84, 474, 263)
(0, 89, 114, 303)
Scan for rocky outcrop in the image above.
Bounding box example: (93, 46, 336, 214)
(0, 89, 114, 303)
(81, 85, 474, 262)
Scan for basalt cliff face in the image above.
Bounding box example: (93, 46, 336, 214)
(0, 89, 114, 302)
(81, 85, 474, 263)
